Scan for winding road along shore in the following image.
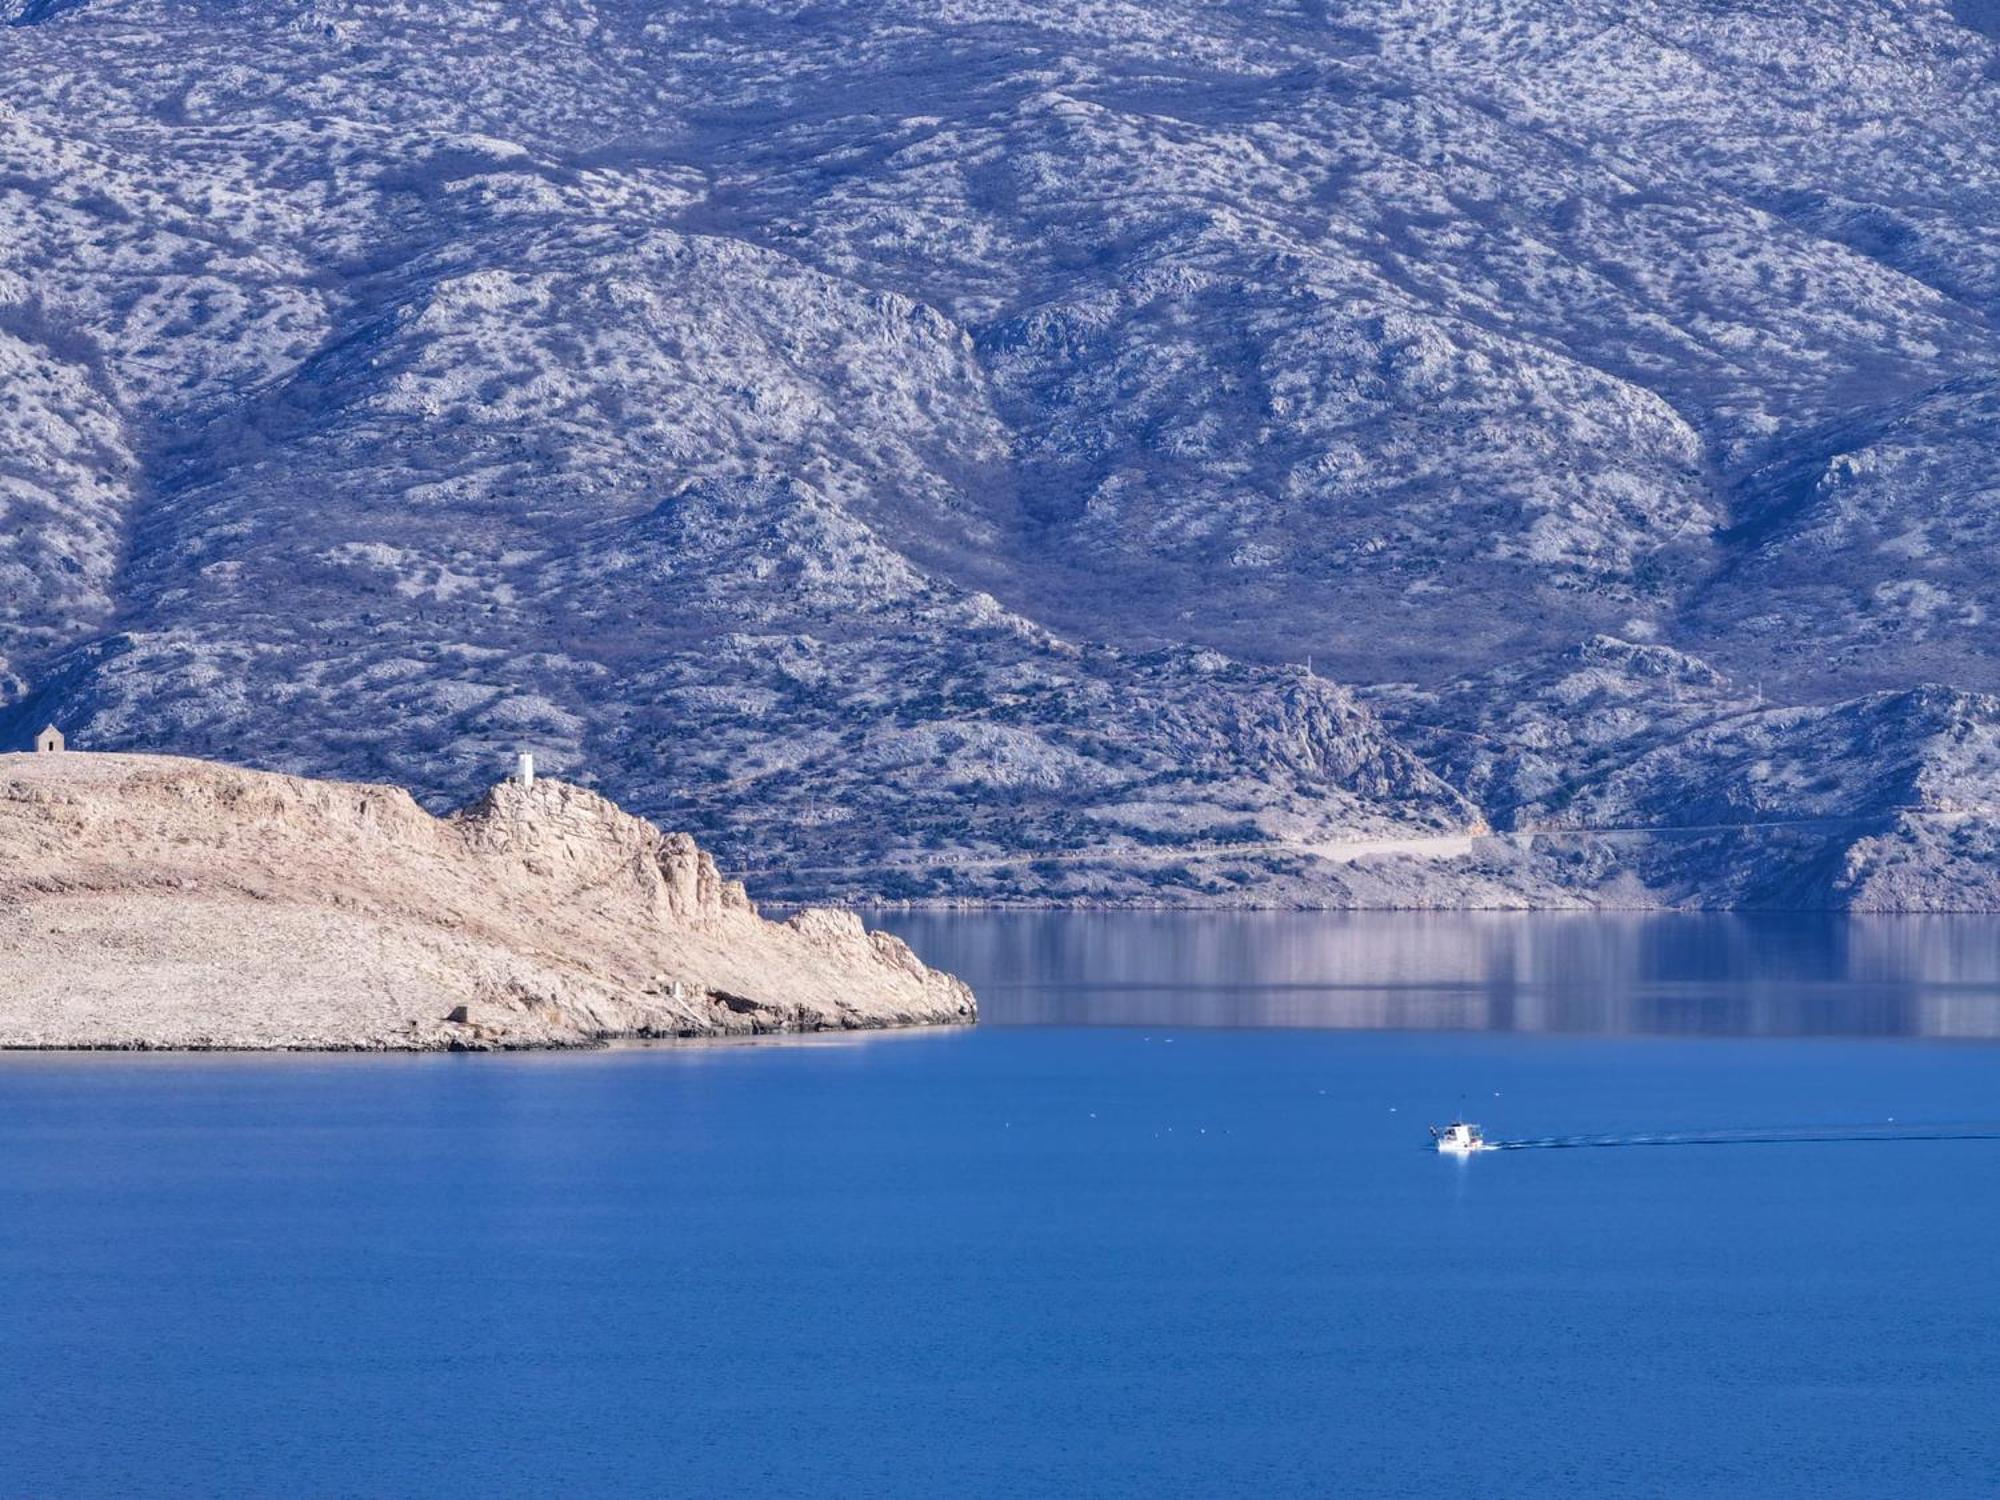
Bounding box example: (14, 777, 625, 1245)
(0, 752, 975, 1050)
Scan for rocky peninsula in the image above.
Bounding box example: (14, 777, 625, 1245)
(0, 752, 975, 1050)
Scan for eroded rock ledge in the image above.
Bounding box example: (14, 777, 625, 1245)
(0, 753, 975, 1050)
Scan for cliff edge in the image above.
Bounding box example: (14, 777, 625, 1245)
(0, 753, 976, 1049)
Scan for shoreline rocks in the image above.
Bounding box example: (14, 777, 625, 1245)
(0, 753, 975, 1051)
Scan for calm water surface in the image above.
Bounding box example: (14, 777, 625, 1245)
(4, 913, 1998, 1496)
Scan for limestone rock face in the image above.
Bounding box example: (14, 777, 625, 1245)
(1372, 652, 2000, 911)
(455, 778, 756, 923)
(10, 3, 2000, 906)
(0, 753, 975, 1050)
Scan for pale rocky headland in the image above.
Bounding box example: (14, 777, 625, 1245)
(0, 752, 975, 1051)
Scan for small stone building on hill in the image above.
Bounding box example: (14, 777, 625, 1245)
(34, 725, 63, 753)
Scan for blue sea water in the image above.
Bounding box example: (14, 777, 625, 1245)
(3, 913, 1999, 1497)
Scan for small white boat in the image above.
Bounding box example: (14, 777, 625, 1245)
(1430, 1119, 1488, 1154)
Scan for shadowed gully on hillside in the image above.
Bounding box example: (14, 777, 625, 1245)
(5, 1, 2000, 905)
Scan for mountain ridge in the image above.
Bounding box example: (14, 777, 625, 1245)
(5, 0, 2000, 906)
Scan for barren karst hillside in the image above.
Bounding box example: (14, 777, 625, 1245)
(0, 752, 975, 1048)
(5, 6, 2000, 1494)
(3, 0, 2000, 905)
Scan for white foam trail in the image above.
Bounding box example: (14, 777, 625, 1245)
(1488, 1123, 2000, 1151)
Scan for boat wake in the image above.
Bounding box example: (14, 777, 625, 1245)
(1488, 1123, 2000, 1152)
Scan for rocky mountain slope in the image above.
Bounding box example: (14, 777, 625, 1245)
(0, 752, 975, 1048)
(1371, 638, 2000, 909)
(3, 1, 2000, 906)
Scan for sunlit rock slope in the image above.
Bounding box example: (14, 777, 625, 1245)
(0, 753, 975, 1048)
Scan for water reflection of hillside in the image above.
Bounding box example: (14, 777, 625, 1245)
(876, 912, 2000, 1040)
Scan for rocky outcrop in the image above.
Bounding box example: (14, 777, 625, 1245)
(1369, 647, 2000, 911)
(0, 753, 975, 1050)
